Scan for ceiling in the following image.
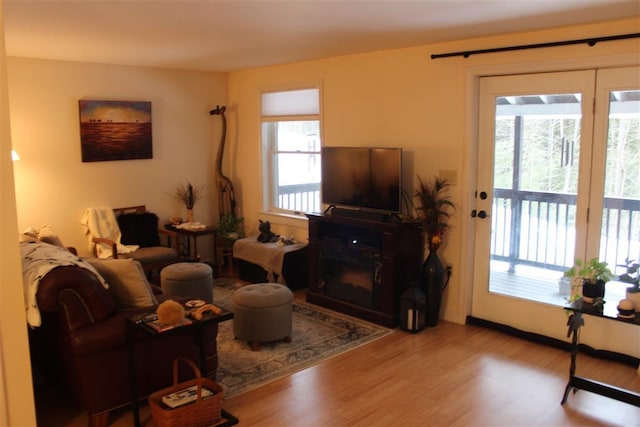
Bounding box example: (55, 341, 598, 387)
(3, 0, 639, 72)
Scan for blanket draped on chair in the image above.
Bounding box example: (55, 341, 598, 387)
(81, 207, 139, 258)
(20, 241, 107, 327)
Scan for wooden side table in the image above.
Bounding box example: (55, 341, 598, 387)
(166, 224, 218, 267)
(562, 298, 640, 407)
(126, 308, 235, 427)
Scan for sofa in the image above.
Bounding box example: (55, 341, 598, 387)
(24, 241, 219, 427)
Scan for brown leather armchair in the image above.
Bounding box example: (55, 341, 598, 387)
(31, 265, 219, 427)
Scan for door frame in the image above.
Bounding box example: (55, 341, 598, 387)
(456, 53, 640, 325)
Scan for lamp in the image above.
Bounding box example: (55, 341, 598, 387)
(399, 284, 426, 333)
(11, 150, 20, 161)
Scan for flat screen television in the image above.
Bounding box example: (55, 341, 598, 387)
(321, 146, 402, 214)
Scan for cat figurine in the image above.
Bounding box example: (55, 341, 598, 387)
(257, 220, 278, 243)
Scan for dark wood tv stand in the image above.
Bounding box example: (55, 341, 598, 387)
(306, 213, 423, 327)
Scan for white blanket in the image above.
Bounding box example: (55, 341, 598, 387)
(21, 241, 108, 328)
(81, 207, 139, 258)
(232, 235, 307, 285)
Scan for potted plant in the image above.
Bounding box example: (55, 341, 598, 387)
(413, 175, 455, 326)
(217, 212, 244, 249)
(618, 258, 640, 308)
(563, 257, 615, 304)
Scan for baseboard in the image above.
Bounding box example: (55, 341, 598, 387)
(466, 315, 640, 368)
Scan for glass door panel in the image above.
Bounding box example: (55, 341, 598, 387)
(489, 92, 583, 305)
(591, 68, 640, 284)
(472, 70, 595, 337)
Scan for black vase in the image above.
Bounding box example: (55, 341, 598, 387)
(422, 249, 445, 326)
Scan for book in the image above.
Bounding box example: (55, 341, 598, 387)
(161, 384, 215, 408)
(145, 318, 192, 333)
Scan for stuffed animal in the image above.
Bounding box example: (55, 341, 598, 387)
(257, 220, 279, 243)
(156, 299, 185, 326)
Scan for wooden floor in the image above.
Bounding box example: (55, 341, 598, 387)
(36, 309, 640, 426)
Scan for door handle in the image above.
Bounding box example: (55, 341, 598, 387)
(471, 210, 489, 219)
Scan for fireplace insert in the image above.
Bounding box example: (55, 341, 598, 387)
(320, 249, 382, 309)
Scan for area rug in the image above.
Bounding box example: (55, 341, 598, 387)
(212, 279, 392, 398)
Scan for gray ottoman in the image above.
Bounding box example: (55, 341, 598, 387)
(161, 262, 214, 303)
(231, 283, 293, 351)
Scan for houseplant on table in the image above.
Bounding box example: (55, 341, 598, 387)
(414, 175, 455, 326)
(563, 257, 615, 305)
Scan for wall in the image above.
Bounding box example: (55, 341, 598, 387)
(227, 18, 640, 331)
(0, 3, 37, 425)
(8, 58, 227, 261)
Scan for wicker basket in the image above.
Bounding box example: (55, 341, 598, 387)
(149, 357, 224, 427)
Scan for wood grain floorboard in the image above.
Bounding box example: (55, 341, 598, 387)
(35, 291, 640, 426)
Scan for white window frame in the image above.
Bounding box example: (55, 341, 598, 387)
(261, 86, 322, 216)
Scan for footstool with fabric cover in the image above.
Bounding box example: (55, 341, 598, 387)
(231, 283, 293, 351)
(161, 262, 214, 303)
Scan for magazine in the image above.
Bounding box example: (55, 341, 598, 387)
(145, 318, 192, 333)
(161, 385, 215, 408)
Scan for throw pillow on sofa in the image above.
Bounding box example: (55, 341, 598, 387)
(87, 258, 157, 309)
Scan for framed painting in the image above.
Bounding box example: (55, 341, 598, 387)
(78, 100, 153, 162)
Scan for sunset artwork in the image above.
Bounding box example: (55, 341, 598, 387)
(79, 100, 153, 162)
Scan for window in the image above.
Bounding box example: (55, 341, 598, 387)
(261, 88, 321, 215)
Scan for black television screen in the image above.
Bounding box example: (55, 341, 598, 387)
(321, 146, 402, 213)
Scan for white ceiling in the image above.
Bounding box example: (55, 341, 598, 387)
(3, 0, 639, 72)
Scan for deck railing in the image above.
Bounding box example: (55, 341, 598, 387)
(277, 184, 640, 275)
(492, 188, 640, 274)
(277, 183, 321, 214)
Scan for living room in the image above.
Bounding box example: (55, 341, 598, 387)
(1, 3, 639, 425)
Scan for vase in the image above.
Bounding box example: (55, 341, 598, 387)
(186, 208, 194, 223)
(581, 279, 606, 304)
(422, 248, 446, 327)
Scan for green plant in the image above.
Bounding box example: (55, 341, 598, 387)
(563, 257, 615, 283)
(217, 212, 244, 245)
(618, 258, 639, 292)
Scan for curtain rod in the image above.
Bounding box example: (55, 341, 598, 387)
(430, 33, 640, 59)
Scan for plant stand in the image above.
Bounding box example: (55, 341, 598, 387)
(562, 299, 640, 406)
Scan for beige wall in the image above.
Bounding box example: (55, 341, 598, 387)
(0, 3, 37, 425)
(227, 18, 640, 328)
(8, 58, 227, 261)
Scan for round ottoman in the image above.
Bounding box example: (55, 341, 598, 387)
(232, 283, 293, 351)
(161, 262, 214, 303)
